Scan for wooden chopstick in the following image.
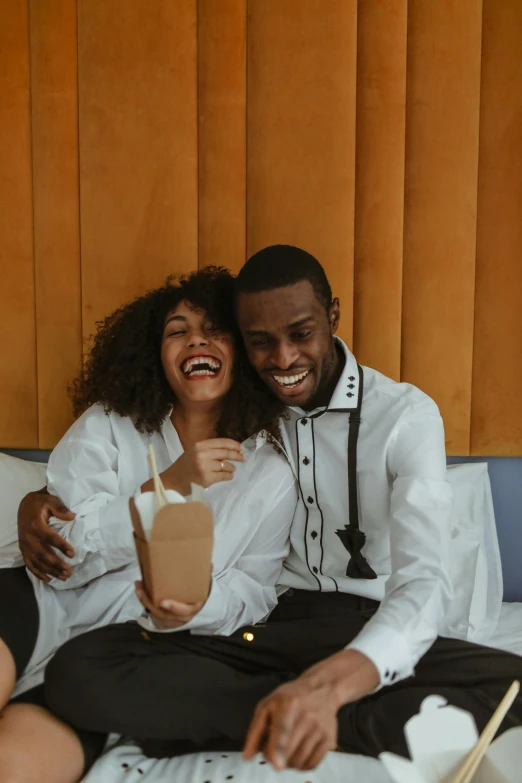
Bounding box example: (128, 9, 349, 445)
(148, 444, 169, 509)
(450, 679, 520, 783)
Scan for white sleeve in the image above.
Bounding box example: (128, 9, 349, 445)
(46, 432, 138, 590)
(140, 455, 297, 636)
(346, 401, 453, 687)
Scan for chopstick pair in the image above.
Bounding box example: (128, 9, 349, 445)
(148, 444, 169, 511)
(450, 679, 520, 783)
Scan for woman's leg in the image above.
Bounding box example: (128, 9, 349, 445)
(0, 703, 85, 783)
(0, 569, 106, 781)
(0, 638, 16, 707)
(0, 567, 40, 707)
(0, 685, 106, 783)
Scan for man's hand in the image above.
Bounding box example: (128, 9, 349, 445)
(243, 649, 380, 771)
(17, 490, 76, 582)
(135, 581, 205, 629)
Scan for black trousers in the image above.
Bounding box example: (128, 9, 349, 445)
(44, 590, 522, 760)
(0, 567, 106, 775)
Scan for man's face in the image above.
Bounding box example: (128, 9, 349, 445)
(237, 280, 340, 410)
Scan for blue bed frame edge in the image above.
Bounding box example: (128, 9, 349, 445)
(2, 449, 521, 602)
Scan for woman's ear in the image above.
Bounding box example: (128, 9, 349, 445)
(329, 298, 341, 334)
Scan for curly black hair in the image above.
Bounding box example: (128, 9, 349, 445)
(70, 266, 286, 442)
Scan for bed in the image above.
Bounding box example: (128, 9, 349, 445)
(1, 449, 521, 783)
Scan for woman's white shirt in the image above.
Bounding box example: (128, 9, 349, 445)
(25, 405, 296, 681)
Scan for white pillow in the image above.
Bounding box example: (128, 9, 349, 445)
(443, 462, 503, 644)
(0, 453, 47, 554)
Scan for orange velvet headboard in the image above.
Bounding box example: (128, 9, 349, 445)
(0, 0, 520, 455)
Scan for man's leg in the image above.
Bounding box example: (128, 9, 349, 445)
(337, 637, 522, 758)
(45, 591, 371, 755)
(45, 621, 296, 752)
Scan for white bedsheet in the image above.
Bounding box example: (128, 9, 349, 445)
(82, 603, 522, 783)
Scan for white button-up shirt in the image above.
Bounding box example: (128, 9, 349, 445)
(278, 338, 453, 687)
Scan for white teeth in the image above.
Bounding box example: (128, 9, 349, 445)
(182, 356, 221, 375)
(273, 370, 309, 387)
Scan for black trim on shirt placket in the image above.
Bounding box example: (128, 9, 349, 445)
(295, 418, 322, 590)
(311, 418, 339, 592)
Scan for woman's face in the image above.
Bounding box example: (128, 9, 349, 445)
(161, 301, 235, 406)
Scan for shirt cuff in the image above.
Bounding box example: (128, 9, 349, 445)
(346, 621, 414, 689)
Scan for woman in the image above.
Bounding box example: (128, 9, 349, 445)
(0, 267, 296, 783)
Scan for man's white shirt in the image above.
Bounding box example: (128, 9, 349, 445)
(278, 337, 453, 687)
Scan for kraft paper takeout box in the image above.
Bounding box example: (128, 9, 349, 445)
(130, 487, 213, 606)
(380, 694, 522, 783)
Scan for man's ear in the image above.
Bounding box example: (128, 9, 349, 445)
(329, 298, 340, 334)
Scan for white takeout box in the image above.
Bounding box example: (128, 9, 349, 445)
(380, 695, 522, 783)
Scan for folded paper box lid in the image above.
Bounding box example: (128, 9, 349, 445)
(380, 694, 522, 783)
(130, 489, 213, 606)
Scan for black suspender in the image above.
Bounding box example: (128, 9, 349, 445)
(334, 364, 377, 579)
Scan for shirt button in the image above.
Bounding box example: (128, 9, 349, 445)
(307, 496, 314, 504)
(303, 457, 310, 465)
(311, 531, 318, 539)
(348, 384, 355, 389)
(347, 393, 354, 398)
(384, 670, 390, 678)
(349, 376, 355, 381)
(391, 672, 397, 681)
(300, 418, 308, 426)
(312, 566, 318, 573)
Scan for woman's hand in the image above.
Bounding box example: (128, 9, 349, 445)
(142, 438, 245, 496)
(17, 490, 76, 582)
(135, 581, 206, 629)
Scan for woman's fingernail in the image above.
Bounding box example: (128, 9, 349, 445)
(160, 600, 175, 611)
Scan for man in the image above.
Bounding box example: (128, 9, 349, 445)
(19, 245, 522, 771)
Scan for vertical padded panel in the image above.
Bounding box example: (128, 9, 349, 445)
(30, 0, 82, 447)
(353, 0, 407, 380)
(78, 0, 198, 342)
(198, 0, 246, 273)
(0, 2, 37, 447)
(471, 1, 522, 456)
(247, 0, 357, 345)
(402, 0, 482, 454)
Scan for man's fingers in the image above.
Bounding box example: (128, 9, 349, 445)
(24, 558, 51, 583)
(33, 551, 71, 579)
(280, 717, 310, 768)
(286, 729, 327, 770)
(297, 737, 332, 771)
(264, 700, 299, 770)
(43, 528, 75, 558)
(243, 707, 270, 761)
(46, 496, 75, 521)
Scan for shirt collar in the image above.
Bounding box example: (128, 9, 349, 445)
(287, 337, 360, 417)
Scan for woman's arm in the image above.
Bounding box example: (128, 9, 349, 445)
(42, 407, 145, 590)
(140, 449, 297, 635)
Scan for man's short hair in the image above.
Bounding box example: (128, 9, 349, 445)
(235, 245, 332, 312)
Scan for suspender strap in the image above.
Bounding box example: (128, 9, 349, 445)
(335, 364, 377, 580)
(347, 363, 363, 531)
